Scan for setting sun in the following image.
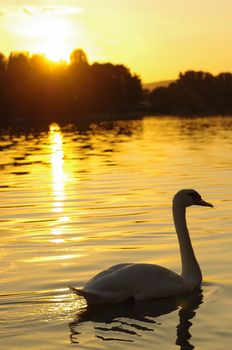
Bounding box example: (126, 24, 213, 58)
(38, 38, 71, 62)
(24, 16, 73, 61)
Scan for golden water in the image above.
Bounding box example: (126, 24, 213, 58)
(0, 116, 231, 349)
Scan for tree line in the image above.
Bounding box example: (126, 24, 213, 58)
(0, 49, 231, 125)
(148, 70, 232, 114)
(0, 49, 142, 124)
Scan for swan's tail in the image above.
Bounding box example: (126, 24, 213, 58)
(69, 285, 106, 305)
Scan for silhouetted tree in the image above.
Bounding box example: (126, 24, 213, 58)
(68, 49, 91, 115)
(148, 70, 232, 114)
(70, 49, 89, 66)
(1, 50, 231, 124)
(0, 49, 143, 124)
(0, 53, 6, 111)
(5, 52, 31, 120)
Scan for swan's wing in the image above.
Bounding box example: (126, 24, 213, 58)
(86, 263, 132, 285)
(84, 263, 190, 300)
(70, 263, 192, 304)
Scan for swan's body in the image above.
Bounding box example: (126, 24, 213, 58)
(70, 189, 213, 304)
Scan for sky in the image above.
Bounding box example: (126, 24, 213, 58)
(0, 0, 232, 82)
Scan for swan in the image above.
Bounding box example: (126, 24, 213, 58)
(70, 189, 213, 305)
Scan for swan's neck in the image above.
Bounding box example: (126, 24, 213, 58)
(172, 201, 202, 286)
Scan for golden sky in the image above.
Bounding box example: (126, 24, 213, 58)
(0, 0, 232, 82)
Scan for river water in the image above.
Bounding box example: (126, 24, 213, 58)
(0, 116, 231, 349)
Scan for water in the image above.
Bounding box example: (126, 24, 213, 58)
(0, 116, 231, 349)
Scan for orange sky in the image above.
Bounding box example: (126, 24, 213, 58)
(1, 0, 232, 82)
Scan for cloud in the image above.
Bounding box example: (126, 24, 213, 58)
(42, 5, 83, 15)
(22, 7, 35, 16)
(21, 5, 83, 17)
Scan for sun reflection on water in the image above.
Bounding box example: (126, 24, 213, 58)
(49, 123, 71, 244)
(49, 123, 66, 213)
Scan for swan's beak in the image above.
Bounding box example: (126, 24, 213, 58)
(200, 199, 213, 208)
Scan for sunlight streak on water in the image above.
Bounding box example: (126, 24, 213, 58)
(22, 254, 85, 263)
(50, 123, 66, 213)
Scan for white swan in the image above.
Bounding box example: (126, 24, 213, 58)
(70, 189, 213, 305)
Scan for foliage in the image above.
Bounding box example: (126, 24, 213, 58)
(148, 70, 232, 114)
(0, 49, 142, 124)
(1, 50, 231, 125)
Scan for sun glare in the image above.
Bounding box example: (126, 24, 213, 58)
(23, 15, 73, 62)
(38, 39, 71, 62)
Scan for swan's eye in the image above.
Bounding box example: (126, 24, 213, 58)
(187, 192, 201, 203)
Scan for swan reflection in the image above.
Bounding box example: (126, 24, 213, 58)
(69, 290, 203, 348)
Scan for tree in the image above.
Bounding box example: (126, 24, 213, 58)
(148, 70, 232, 114)
(70, 49, 89, 66)
(0, 49, 143, 124)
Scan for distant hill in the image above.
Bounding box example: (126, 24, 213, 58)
(143, 80, 174, 91)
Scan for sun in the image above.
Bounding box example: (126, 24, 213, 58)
(38, 38, 71, 62)
(24, 15, 73, 62)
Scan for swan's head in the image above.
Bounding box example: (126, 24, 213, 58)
(173, 189, 213, 208)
